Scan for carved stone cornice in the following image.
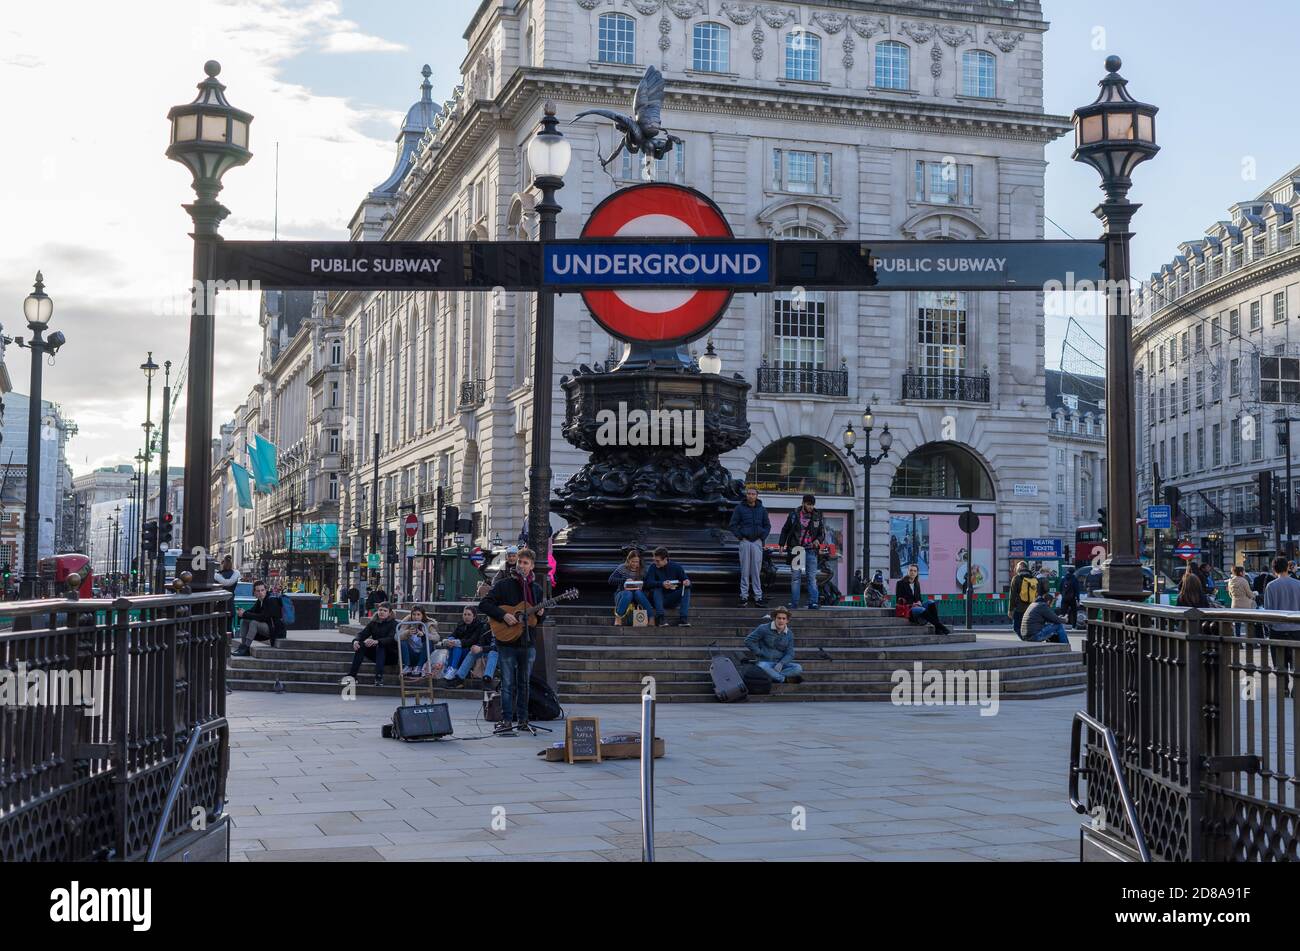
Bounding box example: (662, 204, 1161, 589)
(986, 30, 1025, 52)
(899, 21, 936, 45)
(848, 16, 887, 39)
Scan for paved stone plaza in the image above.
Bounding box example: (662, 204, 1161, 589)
(226, 687, 1085, 862)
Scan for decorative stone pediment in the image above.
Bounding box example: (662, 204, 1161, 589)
(901, 207, 988, 240)
(756, 197, 849, 238)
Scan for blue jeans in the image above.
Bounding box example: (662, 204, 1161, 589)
(400, 640, 427, 668)
(756, 660, 803, 683)
(497, 641, 536, 722)
(448, 648, 498, 680)
(1029, 622, 1070, 645)
(791, 550, 819, 608)
(651, 586, 690, 622)
(615, 590, 653, 617)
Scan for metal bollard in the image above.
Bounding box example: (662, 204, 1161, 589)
(640, 691, 655, 862)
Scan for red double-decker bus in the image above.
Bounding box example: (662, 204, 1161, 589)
(1074, 520, 1147, 568)
(39, 553, 94, 598)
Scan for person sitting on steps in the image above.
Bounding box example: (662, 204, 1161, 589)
(608, 548, 653, 625)
(398, 606, 444, 678)
(744, 605, 803, 684)
(895, 564, 951, 636)
(442, 605, 498, 688)
(343, 602, 398, 686)
(231, 580, 284, 656)
(644, 546, 691, 627)
(1019, 591, 1071, 645)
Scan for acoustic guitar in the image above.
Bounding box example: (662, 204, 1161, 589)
(488, 588, 579, 643)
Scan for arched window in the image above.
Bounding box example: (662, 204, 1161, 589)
(784, 31, 820, 81)
(890, 442, 995, 500)
(692, 22, 730, 72)
(961, 49, 996, 98)
(598, 13, 635, 64)
(746, 437, 851, 496)
(875, 40, 910, 90)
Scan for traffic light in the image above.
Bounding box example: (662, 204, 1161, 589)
(159, 512, 174, 549)
(144, 520, 158, 554)
(1259, 470, 1274, 524)
(1097, 507, 1108, 541)
(1, 563, 10, 583)
(1164, 485, 1181, 510)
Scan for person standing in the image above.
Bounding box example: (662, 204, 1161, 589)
(645, 547, 692, 626)
(346, 581, 361, 621)
(779, 494, 825, 610)
(744, 606, 803, 684)
(212, 555, 240, 634)
(1059, 566, 1081, 629)
(1008, 561, 1037, 634)
(1262, 556, 1300, 697)
(478, 548, 545, 733)
(1227, 565, 1255, 637)
(729, 486, 771, 607)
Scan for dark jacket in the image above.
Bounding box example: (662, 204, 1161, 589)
(346, 586, 360, 603)
(1009, 569, 1037, 613)
(479, 572, 544, 646)
(729, 500, 771, 542)
(365, 589, 388, 610)
(453, 617, 493, 651)
(895, 577, 925, 604)
(644, 560, 689, 590)
(1021, 600, 1063, 639)
(1060, 572, 1080, 601)
(354, 614, 397, 651)
(744, 622, 795, 666)
(243, 595, 285, 639)
(779, 507, 825, 550)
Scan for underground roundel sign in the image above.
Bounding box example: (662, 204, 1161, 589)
(577, 183, 739, 346)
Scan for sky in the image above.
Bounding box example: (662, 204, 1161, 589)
(1, 0, 1297, 475)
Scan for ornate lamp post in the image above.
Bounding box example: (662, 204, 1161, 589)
(843, 407, 893, 585)
(18, 273, 62, 598)
(524, 102, 571, 587)
(166, 61, 252, 588)
(1072, 55, 1158, 599)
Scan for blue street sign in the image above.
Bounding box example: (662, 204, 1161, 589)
(1008, 538, 1063, 559)
(543, 240, 771, 288)
(1146, 504, 1172, 529)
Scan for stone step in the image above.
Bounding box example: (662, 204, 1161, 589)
(555, 662, 1082, 686)
(556, 666, 1084, 692)
(556, 652, 1079, 672)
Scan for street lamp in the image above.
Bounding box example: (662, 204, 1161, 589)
(140, 352, 158, 592)
(843, 407, 893, 585)
(524, 101, 570, 589)
(167, 61, 252, 589)
(1072, 55, 1158, 599)
(699, 339, 722, 375)
(18, 272, 63, 599)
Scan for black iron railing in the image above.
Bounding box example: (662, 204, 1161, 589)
(1078, 600, 1299, 861)
(458, 379, 487, 409)
(0, 592, 231, 861)
(902, 369, 990, 402)
(1230, 508, 1263, 526)
(755, 366, 848, 397)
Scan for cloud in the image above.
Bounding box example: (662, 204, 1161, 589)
(0, 0, 406, 476)
(322, 30, 408, 54)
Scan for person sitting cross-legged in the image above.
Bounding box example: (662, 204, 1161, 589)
(343, 602, 398, 686)
(1019, 591, 1071, 645)
(743, 606, 803, 684)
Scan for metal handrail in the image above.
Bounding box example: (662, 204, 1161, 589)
(1069, 710, 1151, 863)
(640, 691, 656, 863)
(146, 718, 228, 862)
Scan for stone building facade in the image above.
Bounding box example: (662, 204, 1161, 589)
(1133, 162, 1300, 570)
(325, 0, 1067, 598)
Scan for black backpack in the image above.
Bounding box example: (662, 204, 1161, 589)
(527, 675, 565, 721)
(739, 661, 772, 696)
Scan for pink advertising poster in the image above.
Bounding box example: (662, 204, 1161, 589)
(890, 512, 994, 595)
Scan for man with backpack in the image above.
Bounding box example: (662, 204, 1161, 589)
(1008, 561, 1038, 634)
(779, 494, 826, 610)
(744, 606, 802, 684)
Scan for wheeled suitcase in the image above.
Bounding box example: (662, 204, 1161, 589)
(708, 644, 748, 702)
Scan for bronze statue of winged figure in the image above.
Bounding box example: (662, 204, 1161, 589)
(572, 65, 684, 171)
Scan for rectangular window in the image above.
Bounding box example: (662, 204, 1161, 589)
(692, 22, 729, 73)
(1230, 358, 1240, 396)
(1195, 370, 1204, 408)
(774, 284, 827, 369)
(1252, 413, 1264, 462)
(330, 339, 342, 365)
(1194, 325, 1203, 351)
(1147, 351, 1155, 375)
(1181, 331, 1189, 360)
(1212, 423, 1222, 466)
(1182, 432, 1190, 473)
(1231, 246, 1243, 270)
(1231, 420, 1242, 464)
(784, 32, 821, 82)
(1158, 345, 1166, 370)
(1250, 300, 1262, 330)
(328, 473, 339, 501)
(1211, 315, 1221, 345)
(1211, 369, 1221, 403)
(1274, 291, 1287, 324)
(774, 149, 832, 195)
(1159, 440, 1167, 477)
(1181, 377, 1189, 413)
(1169, 436, 1177, 477)
(1169, 383, 1177, 420)
(914, 160, 974, 205)
(598, 14, 636, 64)
(328, 430, 340, 454)
(915, 291, 968, 378)
(961, 49, 996, 98)
(1196, 428, 1205, 470)
(1147, 391, 1155, 427)
(1229, 309, 1240, 336)
(1157, 388, 1165, 419)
